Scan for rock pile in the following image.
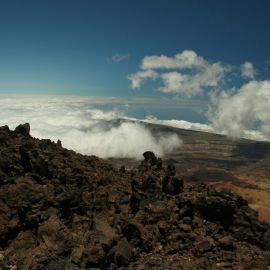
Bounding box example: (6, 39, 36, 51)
(0, 124, 270, 269)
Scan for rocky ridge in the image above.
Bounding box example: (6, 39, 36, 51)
(0, 124, 270, 269)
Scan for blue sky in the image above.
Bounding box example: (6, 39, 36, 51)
(0, 0, 270, 97)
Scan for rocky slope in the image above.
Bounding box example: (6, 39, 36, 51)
(0, 124, 270, 269)
(109, 120, 270, 223)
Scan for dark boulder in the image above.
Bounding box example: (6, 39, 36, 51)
(162, 175, 183, 195)
(14, 123, 30, 136)
(143, 151, 157, 165)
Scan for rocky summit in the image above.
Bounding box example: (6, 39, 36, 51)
(0, 124, 270, 270)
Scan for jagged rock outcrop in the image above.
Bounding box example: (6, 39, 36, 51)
(0, 124, 270, 269)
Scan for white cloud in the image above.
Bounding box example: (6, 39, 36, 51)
(159, 72, 188, 93)
(111, 53, 130, 62)
(159, 62, 227, 97)
(240, 61, 256, 79)
(209, 80, 270, 140)
(128, 50, 231, 97)
(141, 115, 214, 133)
(127, 69, 158, 89)
(141, 50, 205, 70)
(0, 96, 182, 159)
(59, 122, 181, 159)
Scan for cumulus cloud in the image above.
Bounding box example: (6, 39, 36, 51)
(209, 80, 270, 140)
(159, 62, 227, 96)
(0, 96, 182, 159)
(111, 53, 130, 62)
(240, 61, 256, 79)
(128, 50, 231, 97)
(141, 50, 205, 70)
(127, 69, 158, 89)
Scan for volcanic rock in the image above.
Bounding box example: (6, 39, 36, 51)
(14, 123, 30, 136)
(0, 124, 270, 269)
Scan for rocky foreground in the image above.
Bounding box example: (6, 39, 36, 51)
(109, 121, 270, 223)
(0, 124, 270, 270)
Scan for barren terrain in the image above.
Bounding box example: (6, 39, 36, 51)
(1, 123, 270, 269)
(110, 121, 270, 223)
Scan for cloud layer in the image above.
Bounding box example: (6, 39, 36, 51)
(0, 96, 182, 159)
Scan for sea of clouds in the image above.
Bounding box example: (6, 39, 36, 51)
(1, 83, 270, 160)
(0, 96, 183, 159)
